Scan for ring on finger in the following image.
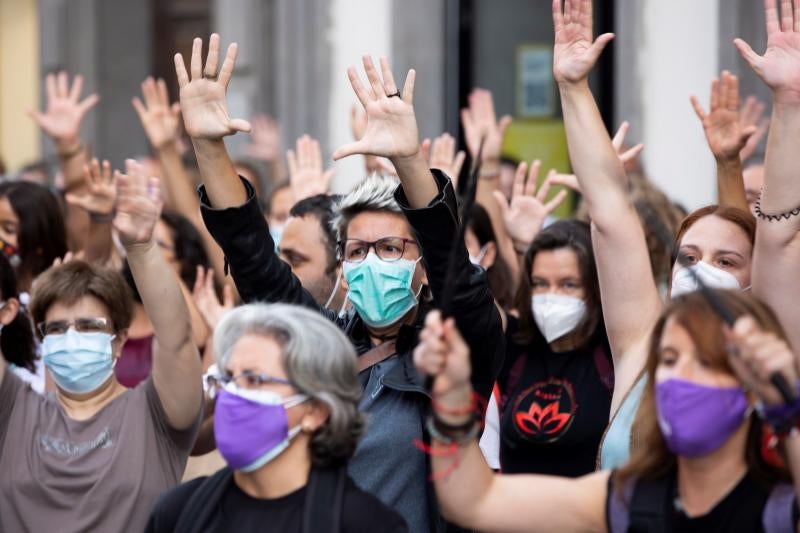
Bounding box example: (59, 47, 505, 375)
(386, 90, 401, 98)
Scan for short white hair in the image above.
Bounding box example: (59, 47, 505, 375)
(331, 173, 404, 244)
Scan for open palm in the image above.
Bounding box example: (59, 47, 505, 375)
(66, 159, 117, 216)
(691, 71, 756, 159)
(133, 77, 182, 149)
(28, 72, 99, 142)
(174, 34, 251, 140)
(114, 159, 164, 248)
(736, 1, 800, 97)
(333, 56, 419, 160)
(552, 0, 614, 84)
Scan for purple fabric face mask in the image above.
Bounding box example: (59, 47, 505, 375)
(214, 386, 307, 472)
(656, 378, 749, 458)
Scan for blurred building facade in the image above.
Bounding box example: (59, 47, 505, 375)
(0, 0, 771, 207)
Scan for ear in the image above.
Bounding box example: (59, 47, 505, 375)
(0, 297, 20, 326)
(417, 259, 428, 287)
(480, 242, 497, 270)
(300, 400, 331, 433)
(112, 328, 129, 359)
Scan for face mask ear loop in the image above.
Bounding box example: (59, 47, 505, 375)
(324, 271, 342, 309)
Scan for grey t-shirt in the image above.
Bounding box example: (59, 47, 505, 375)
(0, 368, 199, 532)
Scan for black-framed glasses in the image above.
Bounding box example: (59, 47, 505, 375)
(339, 237, 418, 264)
(37, 317, 113, 337)
(206, 371, 294, 392)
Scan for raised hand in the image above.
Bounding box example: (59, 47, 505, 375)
(243, 114, 281, 161)
(739, 95, 770, 162)
(132, 77, 182, 150)
(727, 315, 800, 406)
(552, 0, 615, 85)
(460, 89, 512, 166)
(28, 71, 99, 146)
(611, 121, 644, 165)
(429, 133, 466, 184)
(493, 162, 568, 249)
(736, 0, 800, 101)
(287, 134, 334, 201)
(174, 33, 251, 140)
(192, 265, 234, 329)
(65, 159, 117, 216)
(113, 159, 163, 248)
(690, 71, 758, 160)
(332, 56, 419, 160)
(413, 310, 472, 399)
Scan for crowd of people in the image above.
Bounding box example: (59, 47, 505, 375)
(1, 0, 800, 531)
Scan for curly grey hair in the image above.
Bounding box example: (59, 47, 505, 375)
(330, 173, 403, 245)
(214, 303, 365, 468)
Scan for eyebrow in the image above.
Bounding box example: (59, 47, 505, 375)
(679, 244, 745, 260)
(279, 247, 309, 261)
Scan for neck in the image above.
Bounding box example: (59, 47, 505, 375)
(549, 330, 587, 353)
(234, 436, 312, 499)
(675, 420, 750, 517)
(368, 304, 418, 346)
(57, 376, 126, 421)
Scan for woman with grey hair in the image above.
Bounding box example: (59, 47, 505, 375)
(146, 303, 407, 532)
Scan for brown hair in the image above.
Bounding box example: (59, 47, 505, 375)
(514, 220, 602, 346)
(671, 205, 756, 267)
(614, 290, 789, 492)
(29, 261, 133, 337)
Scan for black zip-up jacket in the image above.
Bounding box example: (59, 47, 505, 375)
(199, 170, 504, 530)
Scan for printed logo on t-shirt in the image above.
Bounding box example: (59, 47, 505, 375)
(511, 379, 577, 443)
(40, 428, 113, 457)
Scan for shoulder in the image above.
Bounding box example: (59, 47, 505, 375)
(145, 476, 207, 533)
(342, 478, 408, 532)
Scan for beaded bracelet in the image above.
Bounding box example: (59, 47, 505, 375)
(754, 197, 800, 222)
(426, 415, 480, 446)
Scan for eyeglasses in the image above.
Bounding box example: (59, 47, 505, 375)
(205, 371, 294, 392)
(37, 317, 113, 337)
(339, 237, 418, 264)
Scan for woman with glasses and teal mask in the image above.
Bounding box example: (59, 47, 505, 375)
(187, 35, 503, 532)
(146, 303, 407, 532)
(0, 160, 203, 532)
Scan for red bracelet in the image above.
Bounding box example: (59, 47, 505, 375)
(431, 391, 478, 417)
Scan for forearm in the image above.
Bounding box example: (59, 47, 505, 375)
(57, 137, 89, 193)
(716, 157, 748, 211)
(391, 151, 440, 209)
(559, 82, 629, 229)
(475, 174, 520, 288)
(760, 102, 800, 239)
(192, 138, 247, 208)
(83, 218, 114, 264)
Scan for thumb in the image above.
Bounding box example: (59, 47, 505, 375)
(27, 108, 45, 126)
(229, 118, 252, 133)
(332, 140, 368, 161)
(589, 33, 615, 61)
(740, 125, 758, 142)
(498, 115, 513, 138)
(64, 193, 90, 211)
(322, 169, 335, 189)
(492, 190, 510, 219)
(222, 284, 235, 309)
(734, 39, 761, 73)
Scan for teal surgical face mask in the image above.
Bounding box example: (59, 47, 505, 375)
(342, 252, 422, 328)
(42, 329, 116, 394)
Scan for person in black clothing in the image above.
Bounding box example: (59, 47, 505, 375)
(146, 303, 407, 532)
(175, 34, 503, 532)
(496, 220, 612, 476)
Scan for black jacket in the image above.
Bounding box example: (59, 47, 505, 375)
(199, 170, 503, 400)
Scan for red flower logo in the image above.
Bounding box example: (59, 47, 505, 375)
(515, 401, 571, 435)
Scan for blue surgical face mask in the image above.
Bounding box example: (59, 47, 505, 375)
(42, 329, 116, 394)
(342, 252, 422, 328)
(270, 224, 284, 251)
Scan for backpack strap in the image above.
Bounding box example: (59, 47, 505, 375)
(303, 466, 347, 533)
(763, 483, 796, 533)
(627, 477, 671, 533)
(174, 467, 234, 533)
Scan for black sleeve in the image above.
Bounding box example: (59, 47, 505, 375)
(144, 477, 206, 533)
(394, 170, 505, 400)
(342, 481, 408, 532)
(198, 178, 335, 320)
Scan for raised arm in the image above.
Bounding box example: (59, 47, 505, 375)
(332, 55, 438, 208)
(133, 76, 228, 288)
(65, 159, 117, 264)
(287, 135, 334, 202)
(736, 0, 800, 350)
(175, 33, 251, 208)
(690, 71, 755, 211)
(114, 159, 202, 429)
(553, 0, 661, 394)
(28, 72, 99, 192)
(413, 310, 608, 532)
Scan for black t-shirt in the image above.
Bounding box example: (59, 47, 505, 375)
(145, 472, 408, 532)
(497, 316, 613, 477)
(670, 472, 777, 533)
